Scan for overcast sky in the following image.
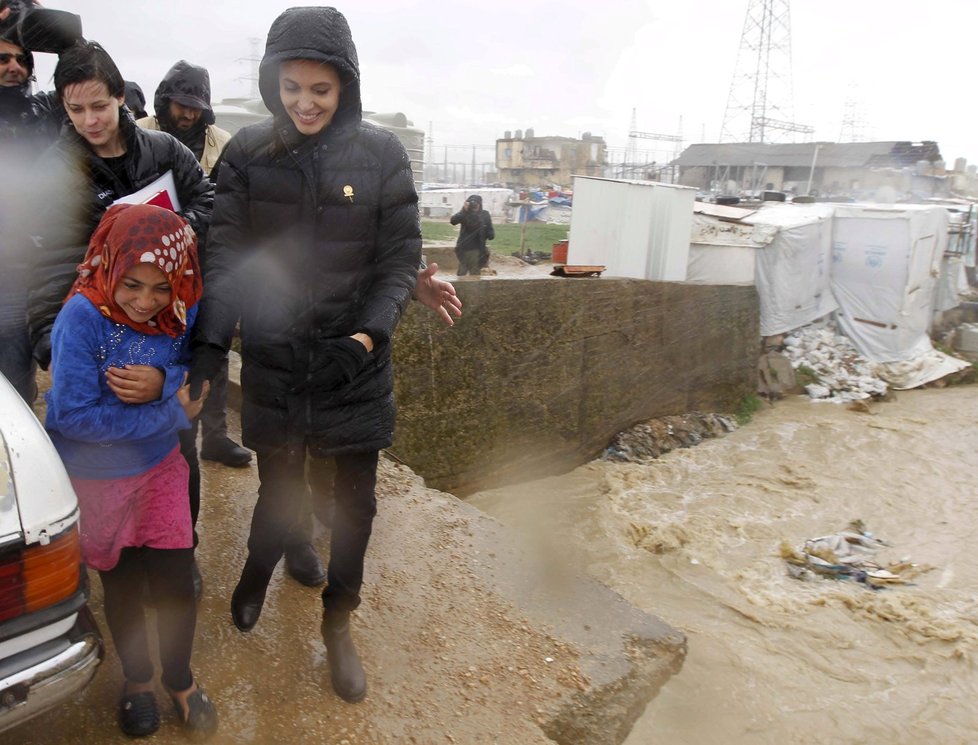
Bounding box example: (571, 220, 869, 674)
(30, 0, 978, 167)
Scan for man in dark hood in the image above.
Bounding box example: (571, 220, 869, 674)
(137, 60, 231, 176)
(450, 193, 495, 276)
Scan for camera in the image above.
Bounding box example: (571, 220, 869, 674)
(0, 1, 82, 55)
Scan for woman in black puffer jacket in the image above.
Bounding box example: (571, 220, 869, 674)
(191, 6, 420, 703)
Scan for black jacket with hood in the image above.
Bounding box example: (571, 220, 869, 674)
(195, 6, 421, 455)
(150, 60, 215, 160)
(27, 109, 213, 367)
(450, 194, 494, 262)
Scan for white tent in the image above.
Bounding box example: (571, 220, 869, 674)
(830, 204, 947, 362)
(830, 203, 968, 387)
(687, 202, 838, 336)
(567, 177, 695, 281)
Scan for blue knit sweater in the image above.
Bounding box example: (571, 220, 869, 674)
(45, 294, 196, 480)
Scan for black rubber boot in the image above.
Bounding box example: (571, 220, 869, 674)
(321, 611, 366, 702)
(200, 436, 252, 468)
(284, 542, 327, 587)
(230, 556, 273, 632)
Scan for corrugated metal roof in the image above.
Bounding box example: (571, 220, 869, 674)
(673, 141, 942, 168)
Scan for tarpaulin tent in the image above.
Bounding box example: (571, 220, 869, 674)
(567, 176, 695, 281)
(687, 202, 838, 336)
(830, 203, 968, 387)
(831, 204, 947, 362)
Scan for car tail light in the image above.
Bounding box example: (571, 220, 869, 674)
(0, 526, 82, 623)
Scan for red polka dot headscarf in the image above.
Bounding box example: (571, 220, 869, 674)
(69, 203, 203, 337)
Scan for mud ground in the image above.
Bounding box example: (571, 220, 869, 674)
(7, 404, 593, 745)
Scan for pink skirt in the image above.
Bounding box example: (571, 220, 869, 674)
(70, 445, 193, 571)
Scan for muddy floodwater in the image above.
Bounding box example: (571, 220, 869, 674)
(468, 387, 978, 744)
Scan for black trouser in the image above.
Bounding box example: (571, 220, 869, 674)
(249, 445, 378, 614)
(179, 355, 230, 548)
(456, 248, 482, 276)
(286, 458, 337, 548)
(178, 428, 200, 546)
(98, 547, 196, 692)
(198, 355, 231, 442)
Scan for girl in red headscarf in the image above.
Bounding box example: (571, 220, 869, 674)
(44, 203, 218, 740)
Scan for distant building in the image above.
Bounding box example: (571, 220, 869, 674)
(495, 128, 605, 189)
(673, 141, 947, 199)
(212, 98, 425, 191)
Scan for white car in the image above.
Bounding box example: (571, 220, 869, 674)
(0, 373, 102, 733)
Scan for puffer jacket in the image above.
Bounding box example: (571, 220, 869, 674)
(27, 108, 213, 367)
(137, 115, 230, 177)
(195, 5, 420, 455)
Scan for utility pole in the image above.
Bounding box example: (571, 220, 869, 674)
(720, 0, 812, 143)
(236, 37, 262, 98)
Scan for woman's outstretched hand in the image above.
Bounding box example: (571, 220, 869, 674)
(414, 262, 462, 327)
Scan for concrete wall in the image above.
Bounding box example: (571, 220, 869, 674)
(391, 278, 759, 495)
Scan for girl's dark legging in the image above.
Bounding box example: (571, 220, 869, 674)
(98, 546, 196, 692)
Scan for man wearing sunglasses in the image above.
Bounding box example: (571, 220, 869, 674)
(0, 7, 67, 404)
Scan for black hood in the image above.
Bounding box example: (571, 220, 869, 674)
(154, 59, 215, 126)
(124, 80, 147, 119)
(258, 6, 361, 132)
(467, 195, 483, 209)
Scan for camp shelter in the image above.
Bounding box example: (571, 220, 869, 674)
(687, 202, 838, 336)
(829, 203, 969, 388)
(566, 176, 695, 281)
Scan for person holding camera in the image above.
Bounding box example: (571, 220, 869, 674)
(450, 193, 494, 277)
(0, 1, 80, 403)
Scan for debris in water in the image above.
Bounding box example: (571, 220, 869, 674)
(603, 412, 737, 463)
(781, 520, 932, 588)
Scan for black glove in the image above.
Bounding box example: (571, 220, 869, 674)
(308, 337, 370, 393)
(188, 343, 225, 400)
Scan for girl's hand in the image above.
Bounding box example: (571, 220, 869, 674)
(177, 373, 209, 420)
(106, 365, 165, 403)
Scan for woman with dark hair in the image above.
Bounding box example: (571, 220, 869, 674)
(190, 5, 421, 704)
(28, 39, 213, 371)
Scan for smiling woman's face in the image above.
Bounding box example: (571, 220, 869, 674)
(279, 60, 342, 136)
(63, 79, 124, 156)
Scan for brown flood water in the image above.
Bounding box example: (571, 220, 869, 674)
(468, 387, 978, 744)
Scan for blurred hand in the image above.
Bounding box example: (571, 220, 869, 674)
(414, 262, 462, 327)
(33, 334, 52, 371)
(188, 343, 225, 400)
(106, 364, 165, 404)
(177, 373, 209, 420)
